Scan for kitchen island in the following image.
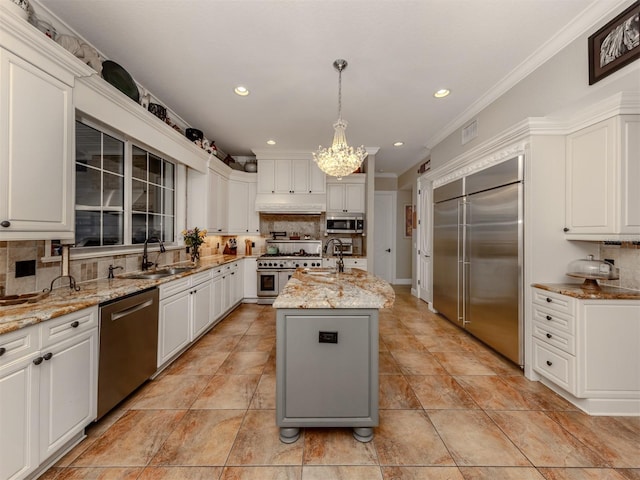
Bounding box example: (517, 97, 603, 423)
(273, 268, 394, 443)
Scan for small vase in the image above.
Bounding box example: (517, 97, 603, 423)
(190, 245, 200, 263)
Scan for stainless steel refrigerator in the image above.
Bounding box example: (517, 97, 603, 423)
(433, 156, 523, 365)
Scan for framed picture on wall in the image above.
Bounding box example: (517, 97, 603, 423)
(588, 2, 640, 85)
(404, 204, 413, 238)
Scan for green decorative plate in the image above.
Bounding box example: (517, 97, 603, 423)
(101, 60, 140, 103)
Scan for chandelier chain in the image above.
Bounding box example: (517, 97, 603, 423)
(337, 66, 342, 120)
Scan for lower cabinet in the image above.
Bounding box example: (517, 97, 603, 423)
(322, 257, 368, 271)
(158, 271, 213, 368)
(0, 307, 98, 480)
(531, 287, 640, 415)
(158, 262, 244, 369)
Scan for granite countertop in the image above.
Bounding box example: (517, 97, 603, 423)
(0, 254, 244, 335)
(532, 283, 640, 300)
(273, 268, 395, 309)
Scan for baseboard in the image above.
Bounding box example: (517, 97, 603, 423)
(394, 278, 412, 285)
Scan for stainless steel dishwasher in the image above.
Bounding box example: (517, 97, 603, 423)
(97, 287, 159, 419)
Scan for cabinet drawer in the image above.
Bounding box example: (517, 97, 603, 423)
(532, 289, 575, 316)
(0, 325, 38, 367)
(160, 277, 191, 298)
(532, 322, 575, 355)
(532, 304, 575, 335)
(41, 308, 98, 348)
(533, 338, 575, 393)
(191, 270, 212, 285)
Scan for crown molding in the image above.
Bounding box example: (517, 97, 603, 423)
(424, 0, 633, 150)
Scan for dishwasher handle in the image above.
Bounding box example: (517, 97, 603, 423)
(109, 298, 154, 322)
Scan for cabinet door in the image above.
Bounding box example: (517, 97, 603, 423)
(211, 273, 224, 322)
(39, 329, 97, 460)
(291, 160, 309, 193)
(247, 180, 260, 234)
(232, 264, 243, 305)
(0, 356, 38, 480)
(0, 49, 74, 240)
(565, 118, 615, 235)
(620, 116, 640, 234)
(191, 280, 213, 339)
(257, 159, 276, 194)
(216, 174, 229, 233)
(243, 257, 258, 300)
(274, 160, 293, 193)
(344, 183, 365, 212)
(227, 180, 249, 233)
(309, 160, 326, 194)
(158, 291, 192, 367)
(326, 184, 345, 212)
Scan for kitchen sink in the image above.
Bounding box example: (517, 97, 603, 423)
(301, 268, 337, 276)
(121, 266, 196, 280)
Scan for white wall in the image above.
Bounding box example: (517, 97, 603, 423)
(429, 1, 640, 169)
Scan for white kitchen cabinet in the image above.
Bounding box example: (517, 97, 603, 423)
(158, 271, 213, 367)
(564, 115, 640, 240)
(211, 267, 225, 321)
(227, 173, 260, 234)
(0, 48, 74, 241)
(326, 175, 366, 213)
(187, 166, 229, 235)
(257, 158, 325, 194)
(532, 287, 640, 415)
(0, 307, 98, 480)
(243, 257, 258, 302)
(344, 258, 368, 271)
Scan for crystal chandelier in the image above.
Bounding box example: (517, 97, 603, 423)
(313, 59, 367, 180)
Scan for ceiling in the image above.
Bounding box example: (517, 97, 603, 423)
(39, 0, 605, 176)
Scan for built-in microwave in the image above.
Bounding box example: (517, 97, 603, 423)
(326, 214, 364, 234)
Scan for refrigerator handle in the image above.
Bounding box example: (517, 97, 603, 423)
(457, 198, 467, 324)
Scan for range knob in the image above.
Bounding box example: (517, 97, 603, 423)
(279, 263, 284, 268)
(303, 262, 308, 267)
(268, 262, 273, 267)
(295, 263, 300, 268)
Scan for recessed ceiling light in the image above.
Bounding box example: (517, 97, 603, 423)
(393, 141, 404, 147)
(266, 140, 276, 145)
(434, 89, 450, 98)
(234, 85, 249, 96)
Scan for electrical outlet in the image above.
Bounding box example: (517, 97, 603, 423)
(15, 259, 36, 278)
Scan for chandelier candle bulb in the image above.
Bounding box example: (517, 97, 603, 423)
(313, 59, 367, 179)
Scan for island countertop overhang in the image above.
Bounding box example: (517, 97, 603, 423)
(272, 268, 395, 309)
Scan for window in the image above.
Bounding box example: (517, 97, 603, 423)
(75, 122, 124, 246)
(131, 146, 175, 244)
(75, 121, 176, 248)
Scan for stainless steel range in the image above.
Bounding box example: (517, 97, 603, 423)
(257, 240, 322, 304)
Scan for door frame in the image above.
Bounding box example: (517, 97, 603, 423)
(373, 191, 396, 283)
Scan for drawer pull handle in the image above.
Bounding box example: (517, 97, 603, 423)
(71, 321, 80, 328)
(43, 352, 53, 361)
(546, 315, 552, 321)
(0, 220, 10, 228)
(546, 360, 553, 366)
(0, 347, 5, 357)
(33, 356, 43, 365)
(546, 297, 552, 303)
(546, 333, 552, 339)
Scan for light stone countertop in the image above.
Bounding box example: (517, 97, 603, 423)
(272, 268, 395, 309)
(532, 283, 640, 300)
(0, 255, 245, 335)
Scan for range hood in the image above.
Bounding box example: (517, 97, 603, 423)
(255, 193, 326, 214)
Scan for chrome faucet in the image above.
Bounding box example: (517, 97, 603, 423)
(323, 238, 345, 273)
(142, 238, 165, 271)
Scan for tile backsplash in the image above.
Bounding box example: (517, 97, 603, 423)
(599, 242, 640, 291)
(0, 235, 265, 296)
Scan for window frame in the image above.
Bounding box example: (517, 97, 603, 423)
(73, 117, 183, 256)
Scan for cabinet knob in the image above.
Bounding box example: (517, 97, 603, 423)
(546, 297, 552, 303)
(43, 352, 53, 361)
(546, 333, 552, 339)
(0, 347, 6, 357)
(71, 321, 80, 328)
(33, 356, 44, 365)
(546, 315, 552, 321)
(0, 220, 10, 228)
(563, 227, 569, 232)
(546, 360, 553, 366)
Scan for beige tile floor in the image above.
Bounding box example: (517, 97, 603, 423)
(41, 286, 639, 480)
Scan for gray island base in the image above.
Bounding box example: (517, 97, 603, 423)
(273, 268, 395, 443)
